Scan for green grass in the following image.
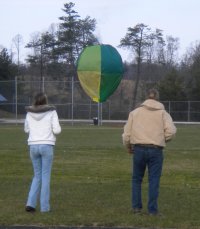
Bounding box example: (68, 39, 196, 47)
(0, 124, 200, 228)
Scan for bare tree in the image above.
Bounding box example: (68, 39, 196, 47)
(165, 36, 179, 66)
(12, 34, 23, 74)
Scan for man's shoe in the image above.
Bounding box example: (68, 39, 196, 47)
(25, 206, 36, 212)
(148, 212, 162, 217)
(133, 208, 142, 214)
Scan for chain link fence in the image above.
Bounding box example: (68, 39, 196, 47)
(1, 78, 200, 124)
(0, 78, 126, 124)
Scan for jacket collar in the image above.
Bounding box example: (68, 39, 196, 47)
(25, 105, 56, 113)
(141, 99, 165, 111)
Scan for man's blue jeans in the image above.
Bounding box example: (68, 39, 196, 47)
(26, 144, 54, 212)
(132, 145, 163, 214)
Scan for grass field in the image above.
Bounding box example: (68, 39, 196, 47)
(0, 124, 200, 228)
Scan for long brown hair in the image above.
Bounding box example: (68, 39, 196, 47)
(33, 93, 48, 106)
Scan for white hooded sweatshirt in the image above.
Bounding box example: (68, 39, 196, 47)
(24, 105, 61, 145)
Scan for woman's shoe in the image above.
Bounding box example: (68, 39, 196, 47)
(25, 206, 36, 212)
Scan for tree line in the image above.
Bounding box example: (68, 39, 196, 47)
(1, 2, 200, 108)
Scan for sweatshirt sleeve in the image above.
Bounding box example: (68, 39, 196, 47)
(122, 113, 132, 148)
(24, 114, 30, 133)
(163, 111, 177, 141)
(52, 111, 61, 135)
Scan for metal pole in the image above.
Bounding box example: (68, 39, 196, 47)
(42, 76, 45, 93)
(168, 101, 171, 114)
(108, 101, 110, 120)
(15, 76, 18, 125)
(89, 100, 91, 119)
(188, 101, 190, 122)
(98, 102, 102, 126)
(100, 102, 102, 125)
(97, 102, 100, 126)
(71, 76, 74, 126)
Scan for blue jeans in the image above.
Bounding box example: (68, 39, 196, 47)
(26, 144, 54, 212)
(132, 145, 163, 214)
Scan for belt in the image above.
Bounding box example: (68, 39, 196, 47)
(134, 144, 163, 149)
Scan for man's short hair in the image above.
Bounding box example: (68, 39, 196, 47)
(147, 88, 159, 100)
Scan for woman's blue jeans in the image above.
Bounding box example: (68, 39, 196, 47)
(26, 144, 54, 212)
(132, 145, 163, 214)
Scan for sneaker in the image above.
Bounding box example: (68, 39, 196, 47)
(25, 206, 36, 212)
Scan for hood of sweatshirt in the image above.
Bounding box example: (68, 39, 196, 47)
(25, 105, 56, 121)
(141, 99, 165, 111)
(28, 112, 51, 121)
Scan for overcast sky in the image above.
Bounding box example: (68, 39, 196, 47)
(1, 0, 200, 62)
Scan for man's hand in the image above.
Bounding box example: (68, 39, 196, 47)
(127, 145, 134, 154)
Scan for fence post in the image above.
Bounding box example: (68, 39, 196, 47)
(97, 102, 100, 126)
(71, 76, 74, 126)
(42, 76, 45, 93)
(97, 102, 102, 126)
(100, 103, 102, 125)
(108, 100, 110, 120)
(15, 76, 18, 125)
(89, 100, 91, 119)
(188, 101, 190, 122)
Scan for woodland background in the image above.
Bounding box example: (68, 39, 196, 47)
(1, 2, 200, 120)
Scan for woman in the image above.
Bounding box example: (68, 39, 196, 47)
(24, 93, 61, 213)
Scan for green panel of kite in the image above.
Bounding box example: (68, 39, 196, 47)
(77, 44, 123, 102)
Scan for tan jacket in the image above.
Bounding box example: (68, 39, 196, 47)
(122, 99, 176, 148)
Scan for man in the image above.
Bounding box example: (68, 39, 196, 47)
(122, 89, 176, 215)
